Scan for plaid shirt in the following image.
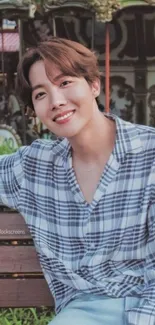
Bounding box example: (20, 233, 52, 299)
(0, 114, 155, 325)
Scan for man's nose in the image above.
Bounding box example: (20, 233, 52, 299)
(49, 88, 67, 110)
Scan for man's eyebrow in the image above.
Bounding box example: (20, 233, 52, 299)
(31, 74, 68, 92)
(31, 84, 43, 92)
(52, 73, 66, 82)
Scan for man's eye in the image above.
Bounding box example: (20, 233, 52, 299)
(35, 92, 45, 100)
(60, 81, 71, 87)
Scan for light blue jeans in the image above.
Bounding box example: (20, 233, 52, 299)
(48, 294, 140, 325)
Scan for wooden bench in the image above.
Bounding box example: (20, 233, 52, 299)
(0, 209, 54, 308)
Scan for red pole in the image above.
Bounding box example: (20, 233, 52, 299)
(105, 22, 110, 113)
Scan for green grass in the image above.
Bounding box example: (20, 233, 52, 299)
(0, 144, 17, 155)
(0, 307, 55, 325)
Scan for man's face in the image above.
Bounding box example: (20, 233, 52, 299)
(29, 60, 100, 139)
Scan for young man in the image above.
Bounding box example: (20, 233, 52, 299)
(0, 37, 155, 325)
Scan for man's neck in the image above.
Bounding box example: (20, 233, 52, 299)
(70, 114, 116, 164)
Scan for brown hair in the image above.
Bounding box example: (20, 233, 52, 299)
(16, 37, 100, 110)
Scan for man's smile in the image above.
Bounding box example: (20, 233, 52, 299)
(53, 110, 75, 124)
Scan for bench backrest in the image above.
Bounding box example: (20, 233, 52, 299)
(0, 211, 54, 308)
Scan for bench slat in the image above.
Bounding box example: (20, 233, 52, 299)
(0, 246, 42, 272)
(0, 212, 31, 240)
(0, 279, 54, 307)
(0, 211, 55, 308)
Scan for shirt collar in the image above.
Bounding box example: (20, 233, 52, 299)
(52, 137, 71, 160)
(104, 113, 143, 162)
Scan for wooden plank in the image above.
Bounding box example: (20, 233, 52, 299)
(0, 279, 54, 307)
(0, 246, 42, 273)
(0, 212, 31, 240)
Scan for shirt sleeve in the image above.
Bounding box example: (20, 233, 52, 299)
(126, 201, 155, 325)
(0, 146, 28, 209)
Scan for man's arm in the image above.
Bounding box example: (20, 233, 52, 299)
(126, 201, 155, 325)
(0, 147, 27, 209)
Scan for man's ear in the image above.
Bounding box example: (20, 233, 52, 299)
(91, 78, 101, 98)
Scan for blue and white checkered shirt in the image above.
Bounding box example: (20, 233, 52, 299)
(0, 114, 155, 325)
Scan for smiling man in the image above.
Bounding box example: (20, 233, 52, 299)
(0, 37, 155, 325)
